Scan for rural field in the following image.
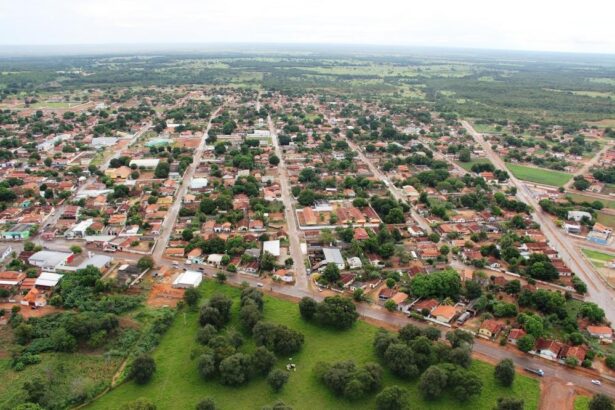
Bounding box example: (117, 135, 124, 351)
(87, 281, 540, 410)
(568, 193, 615, 209)
(457, 158, 492, 172)
(597, 211, 615, 229)
(505, 163, 572, 187)
(582, 248, 615, 269)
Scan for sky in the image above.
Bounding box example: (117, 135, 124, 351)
(1, 0, 615, 54)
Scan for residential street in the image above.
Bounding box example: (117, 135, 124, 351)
(267, 113, 310, 291)
(462, 120, 615, 325)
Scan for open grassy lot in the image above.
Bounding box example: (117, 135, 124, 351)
(574, 395, 590, 410)
(457, 158, 492, 172)
(568, 193, 615, 209)
(505, 163, 571, 187)
(0, 353, 122, 409)
(87, 281, 540, 410)
(597, 211, 615, 228)
(581, 248, 615, 269)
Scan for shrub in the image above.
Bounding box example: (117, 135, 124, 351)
(130, 355, 156, 384)
(267, 369, 289, 392)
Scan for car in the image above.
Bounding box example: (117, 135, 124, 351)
(198, 267, 205, 272)
(256, 283, 264, 288)
(591, 379, 602, 386)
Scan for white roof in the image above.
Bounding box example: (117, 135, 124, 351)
(173, 270, 202, 287)
(129, 158, 160, 168)
(263, 240, 280, 257)
(72, 218, 94, 233)
(190, 178, 209, 189)
(323, 247, 344, 265)
(29, 250, 71, 267)
(35, 272, 63, 287)
(207, 254, 224, 263)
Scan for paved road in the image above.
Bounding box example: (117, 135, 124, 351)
(343, 136, 433, 234)
(462, 120, 615, 325)
(267, 114, 310, 291)
(151, 108, 222, 263)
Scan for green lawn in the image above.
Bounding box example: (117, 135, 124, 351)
(574, 395, 590, 410)
(506, 163, 572, 187)
(87, 281, 540, 410)
(457, 158, 493, 172)
(597, 211, 615, 228)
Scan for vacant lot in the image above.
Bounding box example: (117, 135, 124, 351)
(87, 281, 540, 410)
(568, 193, 615, 209)
(506, 163, 571, 187)
(597, 211, 615, 228)
(582, 248, 615, 268)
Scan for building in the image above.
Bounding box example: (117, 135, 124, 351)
(59, 253, 113, 272)
(0, 245, 13, 262)
(190, 178, 209, 190)
(507, 328, 527, 345)
(65, 218, 94, 239)
(28, 251, 73, 271)
(172, 270, 203, 288)
(567, 210, 592, 222)
(564, 223, 581, 234)
(263, 240, 281, 257)
(322, 247, 345, 270)
(347, 256, 363, 270)
(0, 271, 26, 288)
(430, 305, 457, 323)
(479, 319, 503, 339)
(535, 338, 564, 360)
(2, 224, 32, 240)
(207, 254, 224, 267)
(34, 272, 63, 289)
(587, 325, 613, 342)
(129, 158, 160, 169)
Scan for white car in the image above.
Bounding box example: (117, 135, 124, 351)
(256, 283, 264, 288)
(591, 380, 602, 386)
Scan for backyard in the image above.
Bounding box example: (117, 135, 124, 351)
(87, 281, 540, 410)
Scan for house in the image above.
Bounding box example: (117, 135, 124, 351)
(413, 298, 439, 314)
(567, 210, 592, 222)
(378, 287, 396, 300)
(535, 338, 564, 360)
(34, 272, 63, 289)
(263, 240, 281, 257)
(430, 305, 457, 323)
(559, 345, 587, 362)
(21, 288, 47, 307)
(564, 223, 581, 234)
(479, 319, 503, 339)
(207, 254, 224, 267)
(347, 256, 363, 270)
(353, 227, 369, 241)
(390, 292, 409, 307)
(186, 248, 204, 264)
(2, 223, 32, 240)
(172, 270, 203, 288)
(28, 250, 73, 271)
(322, 247, 345, 270)
(0, 271, 26, 288)
(587, 325, 613, 342)
(507, 328, 526, 345)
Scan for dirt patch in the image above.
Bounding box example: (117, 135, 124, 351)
(146, 283, 184, 307)
(540, 377, 575, 410)
(0, 303, 62, 319)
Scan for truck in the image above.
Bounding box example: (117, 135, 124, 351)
(524, 367, 544, 377)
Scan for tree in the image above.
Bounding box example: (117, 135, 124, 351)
(517, 335, 535, 353)
(184, 288, 201, 308)
(130, 355, 156, 384)
(299, 297, 318, 320)
(458, 148, 471, 162)
(253, 322, 304, 355)
(446, 329, 475, 348)
(605, 355, 615, 370)
(138, 256, 154, 270)
(196, 353, 216, 379)
(420, 365, 448, 400)
(195, 398, 216, 410)
(321, 263, 340, 283)
(154, 161, 170, 178)
(269, 155, 280, 166)
(219, 353, 252, 386)
(589, 394, 614, 410)
(314, 296, 359, 330)
(267, 369, 289, 392)
(70, 245, 82, 254)
(494, 359, 515, 387)
(410, 269, 461, 299)
(384, 299, 397, 312)
(494, 397, 524, 410)
(376, 386, 409, 410)
(240, 301, 262, 332)
(251, 346, 276, 375)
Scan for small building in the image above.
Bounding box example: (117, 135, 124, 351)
(564, 223, 581, 234)
(479, 319, 503, 339)
(28, 251, 73, 272)
(322, 247, 345, 270)
(2, 224, 32, 240)
(190, 178, 209, 190)
(430, 305, 457, 323)
(207, 253, 224, 267)
(507, 328, 526, 345)
(587, 325, 613, 342)
(567, 210, 592, 222)
(535, 338, 564, 360)
(129, 158, 160, 169)
(34, 272, 63, 289)
(263, 240, 281, 257)
(0, 245, 12, 262)
(347, 256, 363, 270)
(0, 271, 26, 288)
(172, 270, 203, 288)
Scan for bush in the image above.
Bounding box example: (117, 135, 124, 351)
(253, 322, 304, 355)
(314, 296, 358, 330)
(219, 353, 252, 386)
(494, 397, 524, 410)
(375, 386, 409, 410)
(196, 325, 218, 345)
(317, 360, 383, 400)
(299, 297, 318, 320)
(130, 355, 156, 384)
(419, 366, 448, 400)
(606, 355, 615, 370)
(251, 346, 276, 375)
(589, 394, 614, 410)
(267, 369, 289, 392)
(196, 353, 216, 379)
(195, 398, 216, 410)
(184, 288, 201, 308)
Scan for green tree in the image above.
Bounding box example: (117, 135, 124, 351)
(494, 359, 515, 387)
(267, 369, 289, 392)
(589, 394, 614, 410)
(130, 355, 156, 384)
(376, 386, 409, 410)
(420, 365, 448, 400)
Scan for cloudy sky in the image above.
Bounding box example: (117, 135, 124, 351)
(1, 0, 614, 54)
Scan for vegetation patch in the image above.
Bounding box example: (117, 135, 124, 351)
(506, 163, 572, 186)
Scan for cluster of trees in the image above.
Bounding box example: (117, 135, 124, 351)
(315, 360, 383, 400)
(374, 326, 482, 402)
(409, 269, 461, 300)
(299, 296, 359, 330)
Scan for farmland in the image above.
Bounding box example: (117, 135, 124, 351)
(87, 281, 540, 410)
(505, 163, 572, 187)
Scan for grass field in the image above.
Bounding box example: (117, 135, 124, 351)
(87, 281, 540, 410)
(568, 193, 615, 209)
(457, 158, 493, 172)
(597, 211, 615, 228)
(505, 163, 572, 187)
(574, 395, 590, 410)
(581, 248, 615, 269)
